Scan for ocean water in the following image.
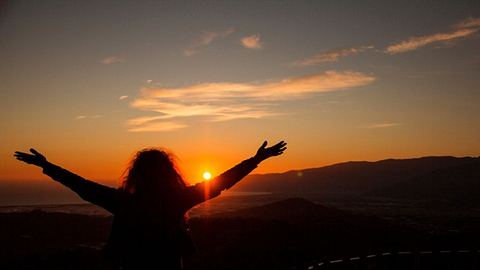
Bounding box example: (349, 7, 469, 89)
(0, 192, 283, 218)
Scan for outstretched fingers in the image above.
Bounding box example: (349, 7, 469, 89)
(273, 147, 286, 156)
(30, 148, 45, 158)
(270, 141, 287, 156)
(260, 141, 268, 149)
(273, 141, 287, 149)
(255, 140, 287, 160)
(14, 151, 30, 159)
(14, 151, 33, 163)
(14, 149, 47, 166)
(272, 140, 284, 146)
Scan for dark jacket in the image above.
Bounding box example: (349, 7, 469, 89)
(42, 157, 259, 269)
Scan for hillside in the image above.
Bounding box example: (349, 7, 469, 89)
(370, 158, 480, 206)
(231, 156, 480, 198)
(213, 197, 351, 221)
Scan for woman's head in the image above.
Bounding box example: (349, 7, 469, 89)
(121, 148, 186, 195)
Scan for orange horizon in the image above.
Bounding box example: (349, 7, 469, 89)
(3, 146, 478, 186)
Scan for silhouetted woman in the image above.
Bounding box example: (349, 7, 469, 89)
(14, 141, 287, 269)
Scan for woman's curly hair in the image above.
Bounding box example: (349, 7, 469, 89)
(121, 148, 187, 195)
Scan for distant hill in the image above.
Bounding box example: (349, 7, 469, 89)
(213, 197, 350, 222)
(232, 156, 480, 199)
(370, 158, 480, 206)
(211, 197, 406, 236)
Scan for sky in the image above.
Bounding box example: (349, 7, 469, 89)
(1, 0, 479, 187)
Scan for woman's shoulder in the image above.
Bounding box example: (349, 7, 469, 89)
(112, 188, 136, 206)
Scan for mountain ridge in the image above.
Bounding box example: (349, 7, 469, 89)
(231, 156, 480, 202)
(251, 155, 479, 176)
(1, 155, 478, 206)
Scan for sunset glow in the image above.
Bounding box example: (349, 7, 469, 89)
(1, 3, 479, 270)
(0, 1, 479, 189)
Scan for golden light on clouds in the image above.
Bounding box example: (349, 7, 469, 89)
(240, 34, 263, 49)
(184, 28, 235, 56)
(100, 56, 125, 64)
(385, 17, 480, 54)
(294, 46, 374, 66)
(363, 123, 402, 129)
(3, 0, 480, 187)
(127, 70, 375, 132)
(127, 121, 187, 132)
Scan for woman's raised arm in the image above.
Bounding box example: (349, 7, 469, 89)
(14, 148, 119, 213)
(184, 141, 287, 209)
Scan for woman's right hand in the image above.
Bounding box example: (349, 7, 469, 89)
(14, 148, 49, 168)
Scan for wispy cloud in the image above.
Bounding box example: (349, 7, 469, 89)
(75, 115, 103, 120)
(294, 46, 374, 66)
(385, 17, 480, 54)
(454, 17, 480, 29)
(127, 71, 375, 132)
(100, 56, 125, 65)
(363, 122, 401, 129)
(127, 121, 187, 132)
(240, 34, 263, 49)
(184, 28, 235, 56)
(119, 95, 129, 100)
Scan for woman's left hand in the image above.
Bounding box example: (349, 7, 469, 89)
(14, 148, 49, 168)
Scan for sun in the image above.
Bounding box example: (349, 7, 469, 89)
(202, 171, 212, 180)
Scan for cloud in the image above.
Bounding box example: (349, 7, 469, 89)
(363, 123, 401, 129)
(240, 34, 263, 49)
(75, 115, 103, 120)
(385, 29, 478, 54)
(100, 56, 125, 65)
(184, 28, 235, 56)
(119, 95, 129, 100)
(127, 70, 375, 132)
(127, 121, 187, 132)
(385, 17, 480, 54)
(294, 46, 374, 66)
(454, 17, 480, 29)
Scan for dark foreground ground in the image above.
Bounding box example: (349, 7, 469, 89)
(1, 197, 480, 270)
